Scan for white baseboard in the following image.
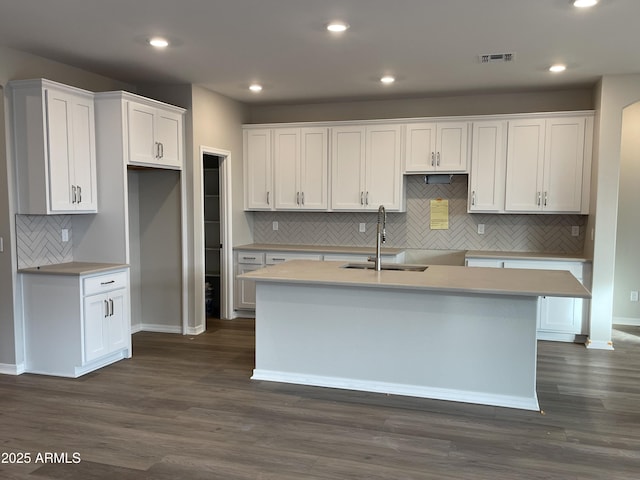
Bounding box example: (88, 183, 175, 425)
(0, 363, 25, 375)
(186, 324, 206, 335)
(251, 369, 540, 411)
(133, 324, 182, 334)
(614, 316, 640, 326)
(585, 338, 615, 350)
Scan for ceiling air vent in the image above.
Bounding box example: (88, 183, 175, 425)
(479, 53, 515, 63)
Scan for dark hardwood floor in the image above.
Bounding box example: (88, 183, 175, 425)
(1, 319, 639, 479)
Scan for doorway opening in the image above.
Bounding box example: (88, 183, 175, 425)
(203, 154, 222, 318)
(197, 146, 233, 329)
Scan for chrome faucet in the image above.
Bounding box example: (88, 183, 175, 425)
(368, 205, 386, 271)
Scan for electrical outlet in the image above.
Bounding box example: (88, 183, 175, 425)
(61, 229, 69, 242)
(359, 223, 366, 233)
(477, 224, 485, 235)
(631, 291, 639, 302)
(571, 226, 579, 237)
(272, 221, 278, 231)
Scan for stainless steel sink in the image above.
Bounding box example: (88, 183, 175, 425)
(341, 263, 428, 272)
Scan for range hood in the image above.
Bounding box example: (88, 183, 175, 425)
(424, 174, 453, 184)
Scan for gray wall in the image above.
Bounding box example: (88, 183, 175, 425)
(189, 85, 249, 325)
(247, 88, 594, 124)
(588, 75, 640, 343)
(614, 102, 640, 323)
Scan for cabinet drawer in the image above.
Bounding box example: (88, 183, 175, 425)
(83, 270, 128, 296)
(266, 253, 322, 264)
(236, 251, 265, 265)
(465, 258, 504, 268)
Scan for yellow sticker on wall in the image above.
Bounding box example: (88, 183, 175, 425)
(430, 199, 449, 230)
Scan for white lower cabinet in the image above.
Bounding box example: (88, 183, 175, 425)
(84, 287, 128, 363)
(234, 249, 405, 312)
(466, 257, 589, 342)
(234, 252, 265, 311)
(22, 268, 131, 377)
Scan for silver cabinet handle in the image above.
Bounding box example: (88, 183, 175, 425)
(301, 191, 304, 206)
(436, 152, 441, 166)
(155, 142, 160, 158)
(360, 192, 364, 205)
(77, 185, 82, 204)
(242, 256, 256, 260)
(71, 185, 77, 204)
(296, 192, 300, 205)
(109, 298, 114, 316)
(537, 192, 541, 206)
(431, 152, 435, 167)
(272, 258, 286, 262)
(267, 191, 270, 205)
(100, 280, 115, 285)
(365, 191, 369, 206)
(544, 191, 548, 207)
(104, 300, 109, 317)
(471, 190, 476, 206)
(159, 142, 164, 159)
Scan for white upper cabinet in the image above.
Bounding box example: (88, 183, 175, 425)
(127, 100, 183, 169)
(468, 120, 507, 212)
(331, 124, 403, 211)
(244, 129, 273, 210)
(10, 79, 97, 214)
(544, 117, 587, 212)
(274, 127, 328, 210)
(330, 126, 366, 210)
(404, 122, 468, 173)
(505, 116, 588, 213)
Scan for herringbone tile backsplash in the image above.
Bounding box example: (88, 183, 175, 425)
(253, 176, 586, 253)
(16, 215, 73, 269)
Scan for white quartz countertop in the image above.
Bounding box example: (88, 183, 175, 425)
(18, 262, 129, 276)
(235, 243, 405, 255)
(465, 250, 591, 262)
(240, 260, 591, 298)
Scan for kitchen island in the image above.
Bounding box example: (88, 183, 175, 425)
(241, 260, 591, 411)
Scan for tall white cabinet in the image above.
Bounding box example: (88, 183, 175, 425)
(73, 91, 186, 334)
(10, 78, 97, 214)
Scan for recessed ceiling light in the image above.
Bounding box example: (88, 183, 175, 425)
(549, 64, 567, 73)
(249, 83, 263, 92)
(327, 22, 349, 33)
(380, 75, 395, 84)
(148, 37, 169, 48)
(573, 0, 598, 7)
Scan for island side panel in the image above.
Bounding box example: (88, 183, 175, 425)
(252, 282, 539, 411)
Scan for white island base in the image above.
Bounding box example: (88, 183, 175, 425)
(252, 281, 540, 411)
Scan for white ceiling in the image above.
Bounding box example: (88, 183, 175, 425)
(0, 0, 638, 104)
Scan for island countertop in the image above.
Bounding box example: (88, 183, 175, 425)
(240, 260, 591, 299)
